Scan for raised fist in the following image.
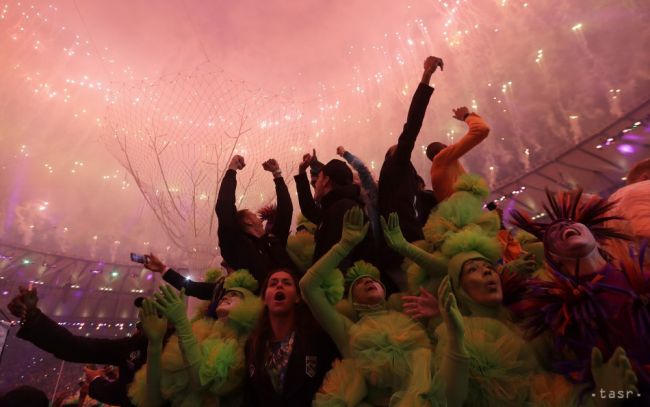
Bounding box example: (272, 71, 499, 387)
(424, 56, 444, 74)
(336, 146, 346, 157)
(262, 159, 280, 173)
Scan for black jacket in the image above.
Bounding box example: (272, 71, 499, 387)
(416, 189, 438, 226)
(378, 82, 434, 263)
(162, 267, 221, 300)
(16, 309, 148, 407)
(216, 170, 297, 282)
(242, 329, 339, 407)
(295, 175, 374, 269)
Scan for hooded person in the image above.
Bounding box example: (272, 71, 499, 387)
(300, 207, 434, 407)
(425, 227, 637, 407)
(129, 270, 262, 407)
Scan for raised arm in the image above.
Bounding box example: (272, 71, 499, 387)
(434, 109, 490, 164)
(140, 299, 168, 407)
(263, 159, 293, 244)
(300, 207, 368, 356)
(294, 151, 322, 224)
(216, 155, 244, 226)
(381, 213, 447, 277)
(153, 286, 202, 392)
(393, 56, 442, 164)
(145, 253, 216, 300)
(438, 292, 469, 407)
(339, 147, 378, 194)
(10, 288, 144, 365)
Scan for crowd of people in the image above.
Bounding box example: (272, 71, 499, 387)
(3, 55, 650, 406)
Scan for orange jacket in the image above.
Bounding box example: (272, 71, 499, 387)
(430, 113, 490, 202)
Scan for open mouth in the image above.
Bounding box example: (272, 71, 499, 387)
(366, 284, 378, 292)
(486, 281, 498, 290)
(562, 227, 580, 240)
(274, 291, 286, 301)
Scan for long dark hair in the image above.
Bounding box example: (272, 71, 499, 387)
(247, 268, 317, 371)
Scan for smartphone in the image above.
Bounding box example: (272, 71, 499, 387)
(130, 253, 148, 264)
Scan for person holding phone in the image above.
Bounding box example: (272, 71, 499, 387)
(7, 288, 167, 407)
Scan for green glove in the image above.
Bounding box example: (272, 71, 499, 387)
(154, 285, 203, 372)
(140, 299, 167, 345)
(382, 212, 447, 277)
(339, 206, 369, 252)
(590, 347, 638, 406)
(154, 285, 188, 326)
(381, 212, 409, 251)
(439, 291, 469, 407)
(440, 293, 465, 351)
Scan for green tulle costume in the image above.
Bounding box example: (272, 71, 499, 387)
(432, 228, 579, 406)
(388, 174, 501, 296)
(129, 270, 262, 407)
(302, 211, 435, 407)
(286, 213, 317, 272)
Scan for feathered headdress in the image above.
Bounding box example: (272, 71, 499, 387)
(258, 204, 277, 234)
(510, 188, 630, 244)
(509, 188, 631, 266)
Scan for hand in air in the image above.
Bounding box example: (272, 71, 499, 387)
(340, 206, 369, 250)
(424, 56, 444, 73)
(402, 287, 440, 320)
(228, 155, 245, 171)
(140, 298, 168, 344)
(143, 253, 164, 273)
(153, 285, 188, 326)
(452, 107, 470, 121)
(591, 347, 638, 403)
(262, 159, 280, 173)
(380, 212, 408, 251)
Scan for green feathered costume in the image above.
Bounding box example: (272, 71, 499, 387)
(286, 213, 317, 273)
(302, 208, 435, 407)
(432, 228, 579, 407)
(398, 174, 500, 296)
(129, 270, 262, 407)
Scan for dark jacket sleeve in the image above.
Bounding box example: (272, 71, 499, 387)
(163, 268, 216, 300)
(294, 172, 322, 224)
(272, 176, 293, 245)
(394, 83, 434, 164)
(241, 340, 261, 407)
(16, 309, 143, 365)
(88, 377, 129, 406)
(215, 169, 250, 267)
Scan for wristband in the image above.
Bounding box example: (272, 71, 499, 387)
(272, 170, 282, 178)
(462, 113, 470, 121)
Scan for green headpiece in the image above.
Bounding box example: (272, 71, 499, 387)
(203, 267, 225, 283)
(286, 231, 315, 272)
(344, 260, 385, 304)
(222, 270, 262, 335)
(440, 226, 502, 317)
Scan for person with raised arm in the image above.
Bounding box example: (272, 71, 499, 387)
(215, 155, 297, 284)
